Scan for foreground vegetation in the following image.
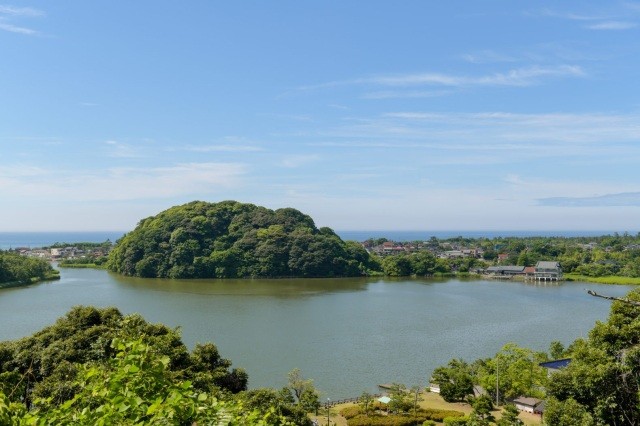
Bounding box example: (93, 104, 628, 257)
(0, 306, 319, 425)
(0, 251, 58, 288)
(431, 287, 640, 425)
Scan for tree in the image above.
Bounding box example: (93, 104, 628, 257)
(549, 341, 565, 360)
(431, 359, 474, 402)
(18, 338, 292, 425)
(286, 368, 319, 412)
(543, 397, 594, 426)
(469, 395, 495, 425)
(387, 383, 412, 413)
(358, 391, 373, 417)
(497, 403, 523, 426)
(477, 343, 547, 402)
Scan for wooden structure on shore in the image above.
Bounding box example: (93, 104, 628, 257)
(531, 261, 563, 282)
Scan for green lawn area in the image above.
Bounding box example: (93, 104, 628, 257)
(312, 391, 543, 426)
(565, 273, 640, 285)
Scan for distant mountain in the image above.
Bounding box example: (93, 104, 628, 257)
(107, 200, 373, 279)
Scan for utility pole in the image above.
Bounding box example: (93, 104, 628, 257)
(496, 360, 500, 406)
(326, 398, 330, 426)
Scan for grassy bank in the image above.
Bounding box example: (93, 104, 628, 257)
(0, 271, 60, 289)
(565, 273, 640, 285)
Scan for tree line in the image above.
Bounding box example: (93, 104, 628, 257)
(0, 251, 58, 287)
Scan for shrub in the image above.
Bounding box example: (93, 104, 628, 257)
(346, 408, 465, 426)
(340, 405, 362, 419)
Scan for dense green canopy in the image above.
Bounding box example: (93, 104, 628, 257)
(0, 251, 58, 286)
(107, 200, 374, 279)
(0, 306, 312, 425)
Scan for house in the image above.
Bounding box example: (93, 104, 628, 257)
(486, 265, 525, 276)
(534, 261, 563, 281)
(523, 266, 536, 278)
(512, 397, 544, 414)
(539, 358, 571, 376)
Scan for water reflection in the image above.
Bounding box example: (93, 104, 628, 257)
(108, 273, 374, 298)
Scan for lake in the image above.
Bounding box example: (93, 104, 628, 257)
(0, 267, 634, 399)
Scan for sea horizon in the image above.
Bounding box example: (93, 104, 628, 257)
(0, 229, 632, 250)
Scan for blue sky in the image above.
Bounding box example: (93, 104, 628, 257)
(1, 1, 640, 232)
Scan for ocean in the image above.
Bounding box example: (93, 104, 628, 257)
(0, 229, 621, 250)
(0, 232, 127, 250)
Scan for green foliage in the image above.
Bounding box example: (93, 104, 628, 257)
(545, 288, 640, 424)
(22, 338, 242, 425)
(240, 388, 312, 425)
(431, 359, 474, 402)
(107, 200, 371, 278)
(0, 306, 246, 410)
(496, 404, 523, 426)
(543, 397, 594, 426)
(346, 407, 465, 426)
(468, 394, 495, 424)
(58, 256, 109, 268)
(476, 343, 547, 402)
(0, 251, 58, 286)
(431, 287, 640, 425)
(341, 405, 362, 419)
(357, 391, 374, 417)
(0, 308, 304, 425)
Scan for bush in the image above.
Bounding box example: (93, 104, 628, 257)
(346, 408, 465, 426)
(340, 405, 362, 419)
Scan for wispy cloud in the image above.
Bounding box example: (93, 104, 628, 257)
(536, 7, 638, 31)
(297, 65, 585, 94)
(461, 50, 518, 64)
(184, 144, 264, 152)
(104, 141, 143, 158)
(280, 154, 320, 168)
(0, 21, 36, 35)
(586, 20, 637, 30)
(0, 4, 44, 35)
(0, 5, 43, 17)
(0, 162, 247, 201)
(361, 90, 452, 100)
(538, 192, 640, 207)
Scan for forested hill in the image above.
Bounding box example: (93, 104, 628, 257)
(107, 200, 374, 279)
(0, 251, 59, 287)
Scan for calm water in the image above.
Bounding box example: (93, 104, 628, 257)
(0, 267, 634, 399)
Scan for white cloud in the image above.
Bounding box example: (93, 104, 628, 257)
(0, 162, 247, 201)
(105, 141, 142, 158)
(0, 5, 43, 17)
(297, 65, 585, 94)
(185, 144, 264, 152)
(280, 154, 320, 168)
(461, 50, 518, 64)
(0, 21, 37, 35)
(586, 21, 637, 30)
(0, 4, 43, 35)
(362, 90, 452, 99)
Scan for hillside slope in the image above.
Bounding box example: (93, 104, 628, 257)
(107, 200, 372, 278)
